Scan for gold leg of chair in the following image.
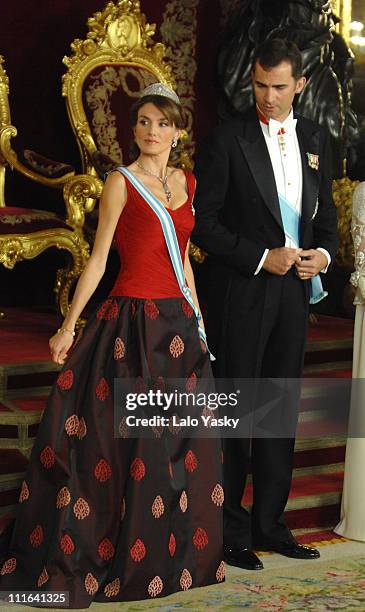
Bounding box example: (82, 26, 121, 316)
(54, 238, 89, 326)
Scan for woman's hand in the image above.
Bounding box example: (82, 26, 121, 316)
(49, 329, 74, 365)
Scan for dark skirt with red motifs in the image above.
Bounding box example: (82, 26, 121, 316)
(0, 297, 224, 609)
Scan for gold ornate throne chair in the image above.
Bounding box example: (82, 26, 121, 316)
(62, 0, 177, 179)
(0, 56, 103, 319)
(61, 0, 192, 241)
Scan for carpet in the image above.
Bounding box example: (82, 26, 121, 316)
(0, 309, 61, 365)
(3, 541, 365, 611)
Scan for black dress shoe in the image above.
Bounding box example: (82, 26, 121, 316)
(260, 540, 320, 559)
(224, 547, 264, 570)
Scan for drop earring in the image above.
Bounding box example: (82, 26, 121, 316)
(172, 137, 178, 148)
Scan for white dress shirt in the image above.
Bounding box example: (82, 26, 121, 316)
(254, 108, 331, 275)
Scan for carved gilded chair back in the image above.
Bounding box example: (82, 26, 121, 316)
(333, 176, 359, 270)
(0, 56, 11, 207)
(62, 0, 177, 178)
(0, 56, 103, 319)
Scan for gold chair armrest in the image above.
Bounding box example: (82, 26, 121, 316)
(189, 242, 207, 264)
(0, 125, 75, 188)
(63, 174, 103, 230)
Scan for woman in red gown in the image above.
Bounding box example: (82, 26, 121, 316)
(0, 85, 224, 608)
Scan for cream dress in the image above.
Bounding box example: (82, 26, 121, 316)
(335, 181, 365, 541)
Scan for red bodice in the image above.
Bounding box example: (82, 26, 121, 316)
(110, 170, 196, 299)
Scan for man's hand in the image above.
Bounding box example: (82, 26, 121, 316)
(263, 247, 302, 275)
(295, 249, 328, 280)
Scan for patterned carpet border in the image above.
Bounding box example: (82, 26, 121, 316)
(126, 550, 365, 611)
(4, 541, 364, 611)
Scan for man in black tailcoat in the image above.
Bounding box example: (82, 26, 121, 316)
(192, 39, 338, 570)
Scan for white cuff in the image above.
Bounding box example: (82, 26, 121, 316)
(317, 248, 331, 273)
(254, 248, 269, 275)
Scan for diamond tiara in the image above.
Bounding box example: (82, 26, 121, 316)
(140, 82, 180, 105)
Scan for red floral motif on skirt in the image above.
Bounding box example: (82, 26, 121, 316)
(97, 299, 109, 320)
(64, 414, 79, 436)
(169, 335, 185, 358)
(98, 538, 115, 561)
(40, 446, 55, 468)
(77, 417, 87, 439)
(179, 490, 188, 512)
(148, 575, 163, 597)
(37, 567, 49, 587)
(211, 483, 224, 506)
(1, 558, 16, 575)
(216, 560, 225, 582)
(168, 533, 176, 557)
(73, 497, 90, 520)
(130, 457, 145, 481)
(57, 369, 74, 391)
(144, 300, 160, 320)
(96, 377, 109, 401)
(94, 458, 112, 482)
(186, 372, 197, 392)
(193, 527, 209, 550)
(180, 568, 193, 591)
(119, 416, 129, 439)
(184, 449, 198, 473)
(114, 337, 126, 360)
(151, 495, 164, 518)
(182, 300, 194, 318)
(168, 413, 181, 435)
(201, 406, 215, 425)
(97, 298, 118, 320)
(84, 572, 99, 595)
(19, 480, 29, 503)
(60, 534, 75, 555)
(130, 538, 146, 562)
(29, 525, 44, 547)
(134, 376, 147, 393)
(104, 577, 120, 598)
(56, 486, 71, 509)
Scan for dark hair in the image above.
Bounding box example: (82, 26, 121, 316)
(129, 94, 185, 163)
(252, 38, 303, 80)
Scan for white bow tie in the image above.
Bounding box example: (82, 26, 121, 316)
(268, 117, 297, 138)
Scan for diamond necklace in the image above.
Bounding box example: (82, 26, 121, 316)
(136, 160, 172, 203)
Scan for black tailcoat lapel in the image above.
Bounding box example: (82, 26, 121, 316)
(236, 108, 283, 231)
(295, 116, 320, 243)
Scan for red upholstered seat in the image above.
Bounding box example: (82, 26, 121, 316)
(0, 207, 71, 234)
(0, 53, 102, 319)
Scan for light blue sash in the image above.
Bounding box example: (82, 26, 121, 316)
(278, 193, 328, 305)
(115, 166, 214, 360)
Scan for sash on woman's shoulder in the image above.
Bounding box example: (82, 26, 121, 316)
(113, 166, 214, 361)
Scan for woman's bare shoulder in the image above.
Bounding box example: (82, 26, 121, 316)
(169, 166, 189, 184)
(105, 169, 127, 186)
